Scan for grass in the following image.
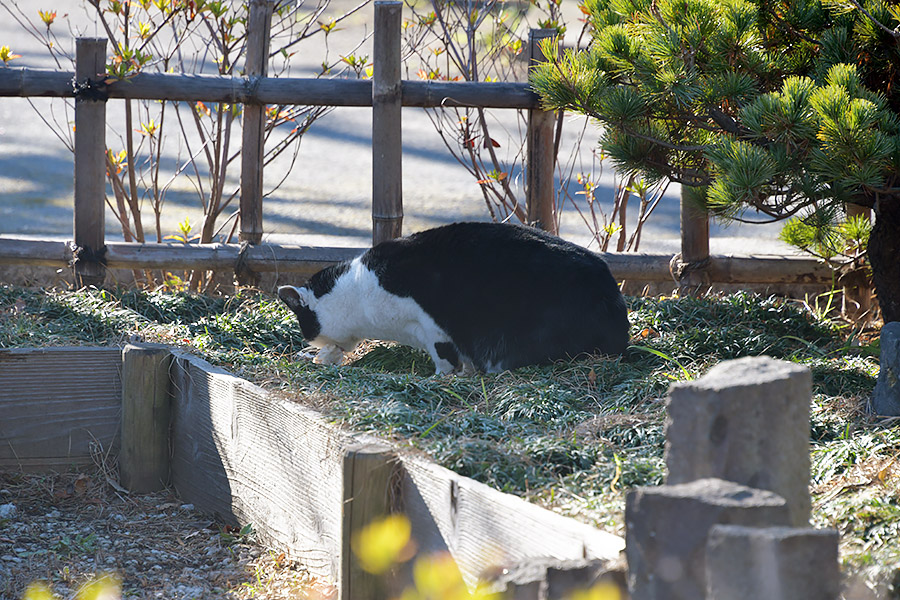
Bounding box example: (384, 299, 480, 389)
(0, 284, 896, 593)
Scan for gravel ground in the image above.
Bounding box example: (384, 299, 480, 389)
(0, 469, 331, 600)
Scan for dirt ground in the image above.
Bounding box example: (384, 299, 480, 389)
(0, 468, 334, 600)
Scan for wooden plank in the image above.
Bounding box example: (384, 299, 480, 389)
(0, 347, 121, 469)
(399, 456, 625, 589)
(120, 344, 172, 493)
(402, 81, 539, 109)
(704, 254, 835, 285)
(0, 68, 541, 109)
(341, 443, 398, 600)
(0, 238, 363, 275)
(169, 351, 356, 581)
(239, 0, 275, 247)
(73, 38, 108, 288)
(0, 237, 837, 283)
(526, 29, 558, 234)
(0, 237, 71, 265)
(372, 1, 404, 244)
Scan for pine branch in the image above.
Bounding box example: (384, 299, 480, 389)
(767, 10, 823, 46)
(707, 108, 749, 137)
(845, 0, 900, 38)
(616, 124, 709, 153)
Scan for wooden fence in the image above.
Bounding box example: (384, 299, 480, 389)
(0, 0, 834, 290)
(0, 345, 626, 599)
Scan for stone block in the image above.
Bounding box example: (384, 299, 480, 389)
(484, 557, 628, 600)
(665, 356, 812, 526)
(872, 321, 900, 416)
(626, 478, 790, 600)
(706, 525, 840, 600)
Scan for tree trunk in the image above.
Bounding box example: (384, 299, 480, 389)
(868, 198, 900, 323)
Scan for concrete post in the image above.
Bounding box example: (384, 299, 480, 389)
(665, 356, 812, 526)
(625, 478, 790, 600)
(706, 525, 840, 600)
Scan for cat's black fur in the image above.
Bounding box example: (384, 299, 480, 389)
(278, 222, 629, 373)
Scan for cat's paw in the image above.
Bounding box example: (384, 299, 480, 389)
(297, 348, 318, 361)
(313, 344, 344, 366)
(459, 360, 477, 376)
(432, 362, 455, 376)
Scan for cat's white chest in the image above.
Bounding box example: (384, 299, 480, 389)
(312, 259, 457, 373)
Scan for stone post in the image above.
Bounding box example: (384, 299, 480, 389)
(665, 356, 812, 526)
(626, 478, 791, 600)
(706, 525, 840, 600)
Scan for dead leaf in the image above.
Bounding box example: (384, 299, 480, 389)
(73, 474, 89, 496)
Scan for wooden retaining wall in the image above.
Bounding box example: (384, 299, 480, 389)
(0, 345, 625, 597)
(0, 347, 122, 470)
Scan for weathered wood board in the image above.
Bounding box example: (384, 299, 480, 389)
(0, 68, 541, 109)
(0, 347, 122, 469)
(400, 456, 625, 588)
(168, 351, 355, 582)
(167, 351, 624, 589)
(0, 237, 836, 284)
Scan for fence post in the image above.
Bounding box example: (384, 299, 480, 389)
(240, 0, 274, 247)
(341, 442, 398, 600)
(120, 343, 173, 493)
(526, 29, 558, 234)
(73, 37, 108, 288)
(372, 1, 403, 245)
(678, 185, 710, 288)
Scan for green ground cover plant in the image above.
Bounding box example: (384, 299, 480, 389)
(0, 285, 895, 592)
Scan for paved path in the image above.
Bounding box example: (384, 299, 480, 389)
(0, 0, 795, 255)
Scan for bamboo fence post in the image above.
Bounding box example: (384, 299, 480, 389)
(120, 344, 173, 493)
(372, 1, 403, 245)
(240, 0, 274, 246)
(341, 443, 398, 600)
(678, 185, 710, 288)
(73, 38, 108, 288)
(526, 29, 558, 234)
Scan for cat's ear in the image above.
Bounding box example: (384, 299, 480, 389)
(278, 285, 316, 311)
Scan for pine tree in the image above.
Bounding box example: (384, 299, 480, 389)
(530, 0, 900, 323)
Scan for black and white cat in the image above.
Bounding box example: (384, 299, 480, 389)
(278, 222, 629, 374)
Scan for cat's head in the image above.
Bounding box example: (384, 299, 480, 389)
(277, 285, 322, 343)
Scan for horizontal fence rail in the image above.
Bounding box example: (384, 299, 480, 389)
(0, 237, 835, 284)
(0, 68, 540, 109)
